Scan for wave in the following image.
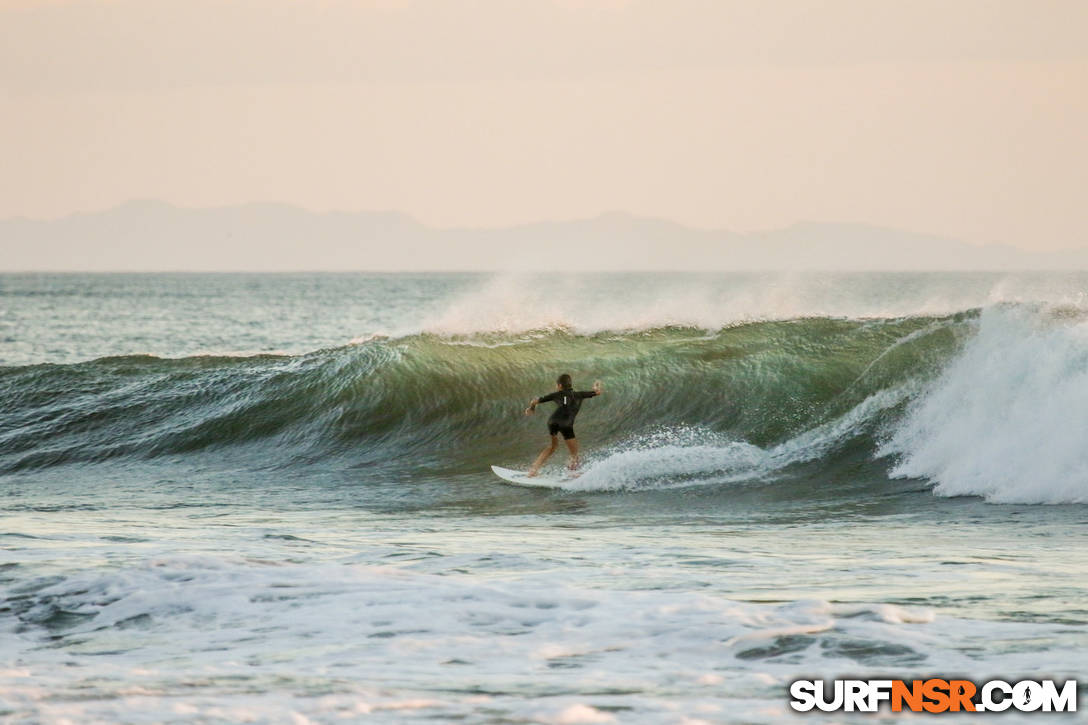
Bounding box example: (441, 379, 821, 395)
(3, 305, 1087, 504)
(880, 305, 1088, 504)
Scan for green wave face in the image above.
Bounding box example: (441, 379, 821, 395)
(0, 314, 974, 481)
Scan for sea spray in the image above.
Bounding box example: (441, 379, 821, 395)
(880, 305, 1088, 503)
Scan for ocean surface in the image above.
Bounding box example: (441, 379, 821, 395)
(2, 272, 1087, 723)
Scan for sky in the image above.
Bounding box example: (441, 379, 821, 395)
(2, 0, 1088, 251)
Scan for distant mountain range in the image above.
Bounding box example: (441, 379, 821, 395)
(3, 200, 1086, 271)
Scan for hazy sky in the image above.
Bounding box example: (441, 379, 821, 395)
(2, 0, 1087, 250)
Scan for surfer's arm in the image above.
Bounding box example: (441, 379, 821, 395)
(577, 382, 603, 399)
(526, 391, 557, 415)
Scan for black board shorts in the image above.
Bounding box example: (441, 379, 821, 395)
(548, 422, 576, 440)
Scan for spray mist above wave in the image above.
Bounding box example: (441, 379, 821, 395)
(9, 273, 1088, 368)
(880, 305, 1088, 504)
(420, 272, 1088, 337)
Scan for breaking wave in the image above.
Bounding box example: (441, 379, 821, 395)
(3, 304, 1087, 504)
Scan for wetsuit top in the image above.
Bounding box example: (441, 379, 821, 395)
(537, 388, 597, 427)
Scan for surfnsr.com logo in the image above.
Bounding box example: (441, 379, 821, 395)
(789, 679, 1077, 713)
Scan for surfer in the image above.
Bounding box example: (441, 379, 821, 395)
(524, 374, 603, 476)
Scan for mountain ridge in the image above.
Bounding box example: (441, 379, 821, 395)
(3, 201, 1085, 271)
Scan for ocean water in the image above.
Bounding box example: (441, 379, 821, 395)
(2, 272, 1087, 723)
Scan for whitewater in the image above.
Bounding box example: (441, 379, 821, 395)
(2, 272, 1086, 723)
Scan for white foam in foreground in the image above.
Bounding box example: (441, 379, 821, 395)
(882, 305, 1088, 504)
(5, 552, 1080, 724)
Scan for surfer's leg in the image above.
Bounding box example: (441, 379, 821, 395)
(528, 434, 559, 477)
(564, 435, 580, 470)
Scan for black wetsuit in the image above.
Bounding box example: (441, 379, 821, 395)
(537, 388, 598, 439)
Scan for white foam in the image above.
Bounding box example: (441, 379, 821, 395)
(565, 386, 911, 491)
(881, 305, 1088, 504)
(7, 549, 1083, 724)
(0, 553, 1022, 723)
(6, 504, 1088, 724)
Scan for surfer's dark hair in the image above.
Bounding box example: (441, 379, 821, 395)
(557, 373, 573, 389)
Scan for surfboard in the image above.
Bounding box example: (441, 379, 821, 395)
(491, 465, 572, 488)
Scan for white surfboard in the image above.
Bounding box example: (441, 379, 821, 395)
(491, 465, 573, 488)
